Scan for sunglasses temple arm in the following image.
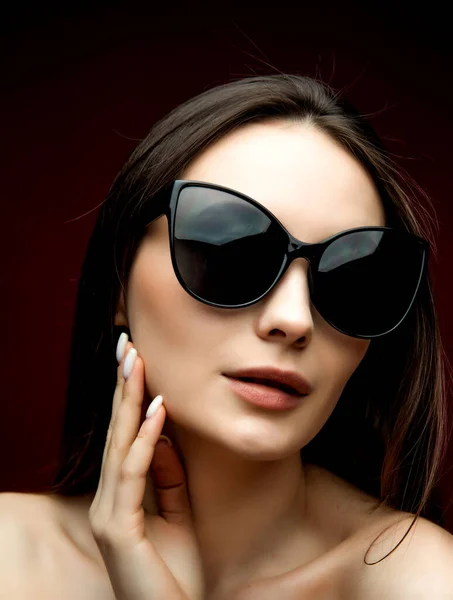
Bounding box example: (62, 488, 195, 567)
(141, 188, 171, 225)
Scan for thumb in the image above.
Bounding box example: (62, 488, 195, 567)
(149, 436, 193, 529)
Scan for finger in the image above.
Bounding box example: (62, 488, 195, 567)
(150, 438, 193, 529)
(100, 348, 146, 505)
(91, 339, 134, 515)
(100, 339, 134, 473)
(112, 396, 166, 530)
(111, 339, 134, 426)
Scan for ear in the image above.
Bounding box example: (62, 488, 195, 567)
(114, 288, 129, 328)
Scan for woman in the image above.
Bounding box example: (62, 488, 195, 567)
(2, 74, 453, 599)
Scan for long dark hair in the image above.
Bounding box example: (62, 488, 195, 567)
(46, 74, 451, 564)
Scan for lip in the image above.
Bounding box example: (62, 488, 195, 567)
(222, 366, 312, 411)
(223, 376, 305, 410)
(222, 366, 312, 396)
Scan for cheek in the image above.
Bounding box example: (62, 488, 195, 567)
(126, 244, 195, 373)
(127, 238, 197, 345)
(337, 340, 370, 386)
(126, 244, 231, 401)
(319, 333, 370, 397)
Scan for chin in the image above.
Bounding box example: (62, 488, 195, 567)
(224, 426, 300, 461)
(236, 443, 299, 462)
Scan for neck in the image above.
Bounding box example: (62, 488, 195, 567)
(145, 420, 316, 594)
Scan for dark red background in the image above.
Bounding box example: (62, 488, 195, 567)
(2, 4, 453, 529)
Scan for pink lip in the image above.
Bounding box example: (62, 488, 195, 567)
(224, 376, 305, 410)
(223, 366, 312, 396)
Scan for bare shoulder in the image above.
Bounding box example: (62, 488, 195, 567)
(351, 511, 453, 599)
(0, 491, 72, 546)
(0, 491, 55, 551)
(0, 492, 114, 600)
(0, 489, 59, 515)
(305, 467, 453, 598)
(0, 492, 57, 598)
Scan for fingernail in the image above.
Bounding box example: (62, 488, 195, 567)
(158, 434, 173, 447)
(123, 348, 137, 380)
(146, 394, 163, 419)
(116, 332, 128, 363)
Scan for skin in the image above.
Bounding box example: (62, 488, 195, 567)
(114, 119, 386, 595)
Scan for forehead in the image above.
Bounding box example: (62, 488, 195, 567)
(181, 120, 385, 243)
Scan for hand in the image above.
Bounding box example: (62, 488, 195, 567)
(89, 338, 204, 600)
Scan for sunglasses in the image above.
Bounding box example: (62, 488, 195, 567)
(146, 180, 429, 339)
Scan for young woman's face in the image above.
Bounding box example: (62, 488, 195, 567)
(116, 120, 386, 459)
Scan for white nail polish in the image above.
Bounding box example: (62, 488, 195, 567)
(146, 395, 163, 419)
(123, 348, 137, 380)
(158, 434, 173, 447)
(116, 332, 128, 363)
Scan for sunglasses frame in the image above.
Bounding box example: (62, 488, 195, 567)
(148, 179, 429, 339)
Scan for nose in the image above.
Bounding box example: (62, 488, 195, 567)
(254, 258, 314, 348)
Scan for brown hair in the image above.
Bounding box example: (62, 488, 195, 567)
(46, 74, 451, 564)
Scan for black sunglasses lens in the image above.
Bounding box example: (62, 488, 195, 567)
(173, 186, 286, 305)
(310, 229, 424, 336)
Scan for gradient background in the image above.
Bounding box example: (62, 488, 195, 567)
(2, 3, 453, 530)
